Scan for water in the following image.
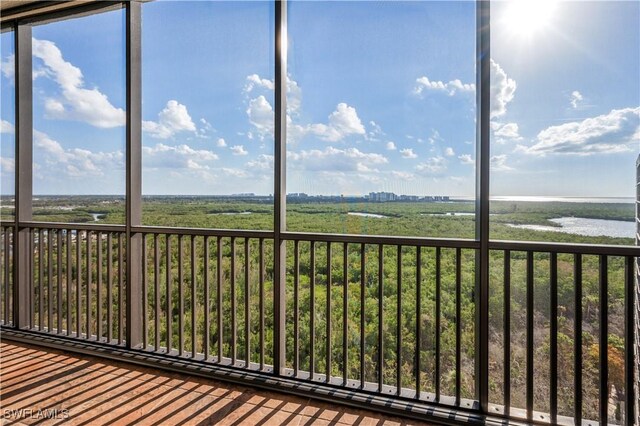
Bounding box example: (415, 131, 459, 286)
(422, 212, 475, 217)
(89, 213, 105, 222)
(453, 196, 634, 204)
(348, 212, 388, 219)
(507, 217, 635, 239)
(491, 196, 634, 204)
(210, 211, 253, 215)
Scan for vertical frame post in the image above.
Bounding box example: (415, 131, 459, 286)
(14, 22, 33, 329)
(475, 0, 490, 414)
(273, 0, 287, 375)
(126, 0, 143, 348)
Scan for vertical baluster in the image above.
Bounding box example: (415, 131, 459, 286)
(76, 230, 82, 339)
(550, 252, 558, 424)
(293, 239, 299, 376)
(1, 228, 3, 323)
(575, 254, 584, 425)
(86, 231, 91, 339)
(310, 241, 316, 380)
(504, 250, 511, 415)
(624, 256, 635, 424)
(598, 255, 608, 426)
(118, 233, 123, 345)
(326, 242, 332, 383)
(455, 247, 461, 404)
(231, 237, 236, 365)
(435, 246, 441, 401)
(526, 251, 534, 422)
(107, 233, 113, 342)
(38, 229, 43, 331)
(67, 230, 72, 336)
(96, 232, 102, 340)
(244, 238, 250, 367)
(378, 244, 384, 393)
(216, 237, 222, 362)
(178, 235, 184, 356)
(360, 243, 365, 389)
(154, 234, 160, 351)
(48, 230, 53, 332)
(76, 230, 81, 337)
(396, 245, 402, 396)
(259, 238, 265, 371)
(166, 234, 172, 353)
(2, 229, 6, 324)
(342, 242, 348, 386)
(30, 229, 35, 329)
(4, 227, 7, 324)
(415, 246, 421, 399)
(142, 234, 147, 349)
(203, 236, 209, 359)
(57, 230, 62, 333)
(191, 235, 197, 359)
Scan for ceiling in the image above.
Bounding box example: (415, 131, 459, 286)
(0, 1, 100, 22)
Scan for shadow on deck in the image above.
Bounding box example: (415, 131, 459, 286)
(0, 340, 434, 425)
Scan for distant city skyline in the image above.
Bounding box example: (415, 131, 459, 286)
(0, 1, 638, 198)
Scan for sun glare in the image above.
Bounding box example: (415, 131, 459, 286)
(503, 0, 558, 38)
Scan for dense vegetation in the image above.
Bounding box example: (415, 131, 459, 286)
(0, 195, 635, 422)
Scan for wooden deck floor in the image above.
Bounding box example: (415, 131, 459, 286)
(0, 340, 432, 425)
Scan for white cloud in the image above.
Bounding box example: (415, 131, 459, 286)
(367, 121, 385, 141)
(414, 76, 475, 96)
(244, 74, 274, 92)
(570, 90, 584, 109)
(230, 145, 248, 156)
(216, 138, 227, 148)
(221, 168, 249, 178)
(1, 120, 14, 134)
(143, 100, 197, 139)
(520, 107, 640, 156)
(294, 103, 366, 143)
(246, 154, 274, 171)
(444, 147, 455, 156)
(391, 171, 415, 181)
(288, 146, 387, 173)
(1, 53, 14, 81)
(415, 156, 447, 175)
(400, 148, 417, 159)
(458, 154, 474, 165)
(143, 143, 219, 170)
(490, 60, 516, 119)
(320, 103, 366, 141)
(34, 130, 123, 178)
(247, 95, 274, 139)
(1, 157, 15, 174)
(32, 39, 125, 128)
(287, 76, 302, 116)
(243, 74, 302, 116)
(493, 122, 522, 141)
(428, 130, 442, 145)
(491, 154, 513, 171)
(386, 141, 397, 150)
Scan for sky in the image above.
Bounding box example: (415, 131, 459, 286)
(0, 0, 638, 197)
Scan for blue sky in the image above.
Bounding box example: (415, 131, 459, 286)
(0, 0, 638, 197)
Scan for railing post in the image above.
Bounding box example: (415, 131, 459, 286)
(475, 0, 490, 414)
(273, 0, 287, 375)
(126, 0, 143, 349)
(14, 22, 33, 329)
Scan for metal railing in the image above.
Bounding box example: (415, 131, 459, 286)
(7, 223, 128, 344)
(2, 220, 637, 425)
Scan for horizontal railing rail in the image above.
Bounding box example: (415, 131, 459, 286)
(1, 221, 637, 425)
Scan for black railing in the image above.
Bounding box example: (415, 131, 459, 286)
(2, 220, 637, 425)
(17, 224, 127, 344)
